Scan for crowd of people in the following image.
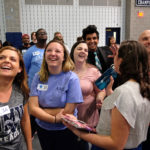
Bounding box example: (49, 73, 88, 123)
(0, 25, 149, 150)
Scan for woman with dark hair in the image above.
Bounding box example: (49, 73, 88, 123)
(2, 41, 13, 47)
(0, 46, 32, 149)
(63, 40, 150, 150)
(29, 40, 83, 150)
(30, 32, 37, 46)
(107, 36, 119, 58)
(108, 36, 116, 47)
(70, 41, 106, 150)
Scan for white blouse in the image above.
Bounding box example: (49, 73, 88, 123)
(96, 81, 150, 149)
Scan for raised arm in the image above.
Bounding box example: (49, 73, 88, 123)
(106, 76, 114, 96)
(94, 84, 106, 109)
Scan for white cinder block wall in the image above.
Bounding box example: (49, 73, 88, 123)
(20, 0, 126, 49)
(0, 0, 126, 48)
(0, 0, 6, 42)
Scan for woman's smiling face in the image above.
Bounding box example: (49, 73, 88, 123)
(45, 42, 64, 71)
(73, 43, 88, 64)
(0, 49, 21, 78)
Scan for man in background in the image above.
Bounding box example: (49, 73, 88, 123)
(82, 25, 114, 73)
(138, 30, 150, 64)
(19, 34, 31, 55)
(23, 28, 47, 138)
(23, 28, 47, 89)
(138, 30, 150, 150)
(53, 31, 70, 53)
(54, 32, 63, 40)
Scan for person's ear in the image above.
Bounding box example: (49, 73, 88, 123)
(18, 67, 22, 73)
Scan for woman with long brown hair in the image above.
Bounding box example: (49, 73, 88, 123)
(0, 46, 32, 149)
(63, 40, 150, 150)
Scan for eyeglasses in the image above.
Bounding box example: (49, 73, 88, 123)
(38, 32, 47, 35)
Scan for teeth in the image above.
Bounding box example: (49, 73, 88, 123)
(79, 55, 85, 57)
(1, 66, 11, 69)
(47, 57, 57, 61)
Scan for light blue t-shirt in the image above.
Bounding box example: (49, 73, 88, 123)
(30, 71, 83, 131)
(23, 45, 44, 88)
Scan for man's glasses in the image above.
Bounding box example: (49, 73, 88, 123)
(38, 32, 47, 35)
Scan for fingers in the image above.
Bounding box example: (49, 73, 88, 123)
(109, 76, 114, 85)
(109, 45, 118, 58)
(62, 114, 77, 120)
(96, 102, 102, 109)
(107, 55, 114, 58)
(56, 111, 64, 123)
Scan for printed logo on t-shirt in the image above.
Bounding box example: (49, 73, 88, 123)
(32, 51, 40, 56)
(0, 104, 23, 143)
(37, 84, 48, 91)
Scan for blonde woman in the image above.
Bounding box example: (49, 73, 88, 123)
(29, 40, 83, 150)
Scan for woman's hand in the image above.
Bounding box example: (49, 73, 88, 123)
(96, 100, 103, 109)
(62, 114, 81, 137)
(108, 44, 119, 58)
(55, 109, 64, 123)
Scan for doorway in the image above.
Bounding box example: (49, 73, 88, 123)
(105, 27, 120, 46)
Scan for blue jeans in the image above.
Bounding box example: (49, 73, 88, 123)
(91, 144, 142, 150)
